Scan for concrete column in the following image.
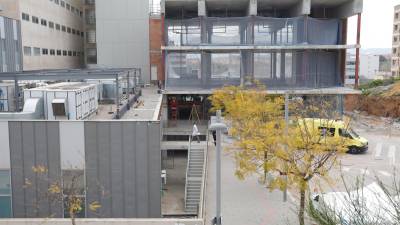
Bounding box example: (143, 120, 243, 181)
(289, 0, 311, 16)
(198, 0, 207, 17)
(201, 52, 211, 88)
(280, 51, 286, 80)
(160, 0, 166, 15)
(328, 0, 363, 18)
(247, 0, 257, 16)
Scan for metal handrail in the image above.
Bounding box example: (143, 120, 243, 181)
(198, 129, 209, 218)
(184, 135, 192, 209)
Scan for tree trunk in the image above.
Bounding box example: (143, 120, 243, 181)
(264, 151, 268, 185)
(70, 209, 76, 225)
(299, 188, 306, 225)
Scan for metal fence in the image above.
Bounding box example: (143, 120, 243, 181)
(165, 16, 340, 46)
(165, 50, 342, 90)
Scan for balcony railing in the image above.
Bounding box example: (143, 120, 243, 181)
(165, 16, 340, 46)
(165, 51, 342, 90)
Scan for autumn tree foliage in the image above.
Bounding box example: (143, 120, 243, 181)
(25, 165, 101, 225)
(210, 85, 350, 225)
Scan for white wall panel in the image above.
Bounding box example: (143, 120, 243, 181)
(0, 121, 10, 169)
(59, 121, 85, 170)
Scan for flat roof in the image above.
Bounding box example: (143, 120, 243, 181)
(0, 68, 140, 81)
(164, 87, 362, 95)
(121, 87, 163, 121)
(27, 82, 96, 92)
(162, 44, 360, 52)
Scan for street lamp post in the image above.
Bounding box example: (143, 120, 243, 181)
(209, 110, 227, 225)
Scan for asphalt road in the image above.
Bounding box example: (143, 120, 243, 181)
(204, 125, 400, 225)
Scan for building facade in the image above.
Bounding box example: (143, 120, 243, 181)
(82, 0, 151, 83)
(0, 0, 85, 70)
(346, 53, 380, 84)
(162, 0, 362, 92)
(0, 120, 161, 218)
(0, 0, 23, 73)
(392, 4, 400, 77)
(161, 0, 362, 122)
(346, 54, 356, 85)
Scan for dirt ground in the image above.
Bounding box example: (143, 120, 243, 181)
(345, 95, 400, 118)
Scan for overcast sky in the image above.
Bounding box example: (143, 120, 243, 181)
(348, 0, 400, 49)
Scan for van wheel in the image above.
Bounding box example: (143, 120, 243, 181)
(348, 147, 358, 154)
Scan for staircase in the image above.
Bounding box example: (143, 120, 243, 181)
(184, 137, 205, 214)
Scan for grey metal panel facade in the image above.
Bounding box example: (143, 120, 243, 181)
(95, 0, 150, 83)
(0, 16, 22, 72)
(8, 121, 62, 218)
(84, 121, 161, 218)
(6, 120, 161, 219)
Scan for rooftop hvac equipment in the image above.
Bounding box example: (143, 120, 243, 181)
(24, 82, 98, 120)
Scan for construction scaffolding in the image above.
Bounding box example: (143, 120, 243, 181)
(164, 16, 348, 90)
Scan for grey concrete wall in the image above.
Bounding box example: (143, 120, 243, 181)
(84, 121, 161, 218)
(0, 16, 22, 72)
(8, 121, 62, 218)
(5, 120, 161, 219)
(0, 218, 203, 225)
(96, 0, 150, 83)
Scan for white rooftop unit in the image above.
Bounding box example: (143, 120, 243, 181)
(24, 82, 98, 120)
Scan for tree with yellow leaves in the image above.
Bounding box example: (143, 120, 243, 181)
(210, 85, 350, 225)
(25, 165, 101, 225)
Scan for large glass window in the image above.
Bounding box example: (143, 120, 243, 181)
(211, 23, 241, 45)
(254, 53, 271, 79)
(167, 23, 201, 46)
(211, 53, 241, 79)
(0, 170, 11, 218)
(167, 53, 201, 80)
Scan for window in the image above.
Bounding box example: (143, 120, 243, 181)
(32, 16, 39, 24)
(394, 48, 397, 54)
(81, 32, 84, 37)
(395, 25, 398, 31)
(76, 30, 80, 36)
(49, 21, 54, 29)
(68, 51, 72, 56)
(339, 129, 352, 138)
(50, 49, 55, 55)
(80, 11, 83, 17)
(63, 50, 67, 56)
(73, 51, 77, 56)
(33, 47, 40, 56)
(396, 13, 399, 19)
(395, 37, 398, 43)
(22, 13, 30, 21)
(71, 6, 75, 13)
(0, 170, 11, 218)
(23, 46, 31, 56)
(52, 100, 66, 116)
(41, 19, 47, 26)
(56, 24, 61, 30)
(67, 27, 71, 33)
(42, 48, 48, 55)
(57, 50, 62, 56)
(319, 127, 335, 137)
(66, 3, 70, 10)
(72, 29, 76, 34)
(62, 25, 66, 32)
(55, 0, 59, 4)
(61, 1, 65, 7)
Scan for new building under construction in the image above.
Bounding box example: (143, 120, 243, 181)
(154, 0, 363, 125)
